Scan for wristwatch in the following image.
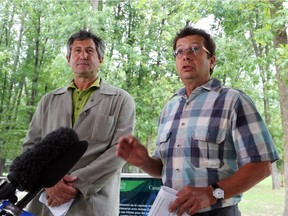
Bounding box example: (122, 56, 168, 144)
(211, 183, 224, 202)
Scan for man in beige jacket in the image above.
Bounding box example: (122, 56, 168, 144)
(23, 30, 135, 216)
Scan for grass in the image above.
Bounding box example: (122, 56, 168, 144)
(239, 176, 285, 216)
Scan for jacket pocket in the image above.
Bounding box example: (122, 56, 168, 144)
(190, 127, 226, 168)
(91, 114, 115, 143)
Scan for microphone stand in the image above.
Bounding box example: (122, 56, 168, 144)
(0, 181, 18, 216)
(0, 181, 40, 216)
(15, 187, 42, 211)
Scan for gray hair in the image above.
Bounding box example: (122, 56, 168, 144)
(67, 30, 105, 61)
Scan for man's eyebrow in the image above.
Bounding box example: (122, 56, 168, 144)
(72, 46, 82, 50)
(189, 42, 202, 46)
(73, 46, 96, 50)
(176, 42, 202, 48)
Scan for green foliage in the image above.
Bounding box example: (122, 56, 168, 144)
(0, 128, 25, 159)
(0, 0, 286, 177)
(209, 0, 286, 168)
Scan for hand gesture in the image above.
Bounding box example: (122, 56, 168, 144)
(116, 135, 149, 168)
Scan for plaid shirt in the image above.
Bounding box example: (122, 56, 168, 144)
(153, 78, 279, 211)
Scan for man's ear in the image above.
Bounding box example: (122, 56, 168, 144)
(210, 55, 217, 70)
(99, 57, 104, 64)
(66, 55, 70, 64)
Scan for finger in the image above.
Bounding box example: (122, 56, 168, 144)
(49, 194, 71, 205)
(127, 135, 136, 144)
(117, 136, 127, 144)
(47, 197, 60, 206)
(55, 196, 71, 204)
(46, 183, 77, 201)
(58, 185, 78, 197)
(47, 197, 53, 206)
(177, 192, 199, 216)
(50, 199, 59, 207)
(186, 204, 199, 216)
(118, 135, 132, 145)
(169, 197, 184, 213)
(46, 193, 58, 206)
(169, 190, 193, 214)
(116, 145, 128, 158)
(177, 201, 194, 216)
(116, 142, 131, 158)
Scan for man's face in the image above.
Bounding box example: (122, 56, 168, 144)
(66, 39, 103, 79)
(174, 35, 215, 85)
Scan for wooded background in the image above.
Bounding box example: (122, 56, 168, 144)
(0, 0, 287, 213)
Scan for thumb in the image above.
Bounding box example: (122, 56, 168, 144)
(63, 175, 77, 182)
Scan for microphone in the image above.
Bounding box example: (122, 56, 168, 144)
(0, 127, 88, 215)
(7, 127, 88, 192)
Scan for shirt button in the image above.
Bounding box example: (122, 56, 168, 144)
(181, 122, 185, 126)
(177, 144, 181, 148)
(176, 169, 180, 172)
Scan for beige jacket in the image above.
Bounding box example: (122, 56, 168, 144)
(23, 80, 135, 216)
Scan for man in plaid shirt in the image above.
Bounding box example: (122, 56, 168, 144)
(116, 26, 279, 216)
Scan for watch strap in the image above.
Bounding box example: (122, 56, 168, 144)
(211, 183, 220, 189)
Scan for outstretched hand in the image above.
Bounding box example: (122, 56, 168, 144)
(116, 135, 149, 168)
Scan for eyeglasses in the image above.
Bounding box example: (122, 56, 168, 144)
(173, 46, 211, 58)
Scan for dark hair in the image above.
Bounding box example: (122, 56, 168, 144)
(173, 26, 216, 57)
(67, 30, 105, 61)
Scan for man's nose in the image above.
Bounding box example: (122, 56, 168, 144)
(182, 51, 192, 60)
(79, 50, 88, 59)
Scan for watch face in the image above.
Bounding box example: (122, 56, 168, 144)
(213, 188, 224, 199)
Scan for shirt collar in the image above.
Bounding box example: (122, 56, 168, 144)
(68, 77, 101, 90)
(177, 78, 221, 97)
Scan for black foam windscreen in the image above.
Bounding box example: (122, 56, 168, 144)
(7, 127, 87, 191)
(42, 140, 88, 187)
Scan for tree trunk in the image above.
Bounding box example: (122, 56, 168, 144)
(269, 1, 288, 214)
(0, 158, 5, 176)
(271, 162, 281, 189)
(91, 0, 99, 11)
(278, 77, 288, 215)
